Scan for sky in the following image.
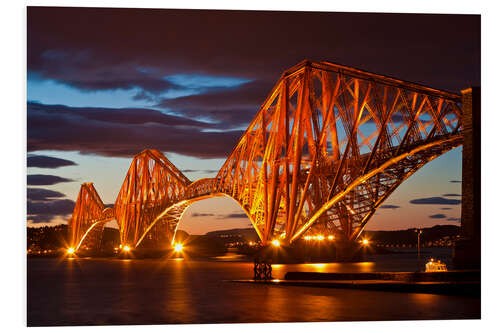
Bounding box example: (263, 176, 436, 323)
(26, 7, 480, 234)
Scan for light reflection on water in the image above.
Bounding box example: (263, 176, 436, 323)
(271, 261, 376, 276)
(27, 249, 479, 326)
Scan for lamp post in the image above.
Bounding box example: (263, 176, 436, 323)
(415, 229, 423, 262)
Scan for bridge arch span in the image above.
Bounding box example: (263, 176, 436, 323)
(134, 193, 258, 249)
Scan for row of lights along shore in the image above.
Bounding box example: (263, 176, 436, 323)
(259, 235, 370, 248)
(303, 235, 335, 241)
(65, 237, 369, 255)
(66, 242, 185, 255)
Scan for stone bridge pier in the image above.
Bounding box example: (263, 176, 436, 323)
(453, 87, 480, 269)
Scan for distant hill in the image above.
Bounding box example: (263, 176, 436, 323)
(364, 225, 460, 245)
(203, 225, 460, 245)
(205, 228, 259, 241)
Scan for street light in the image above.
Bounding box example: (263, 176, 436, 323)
(415, 229, 423, 261)
(66, 247, 75, 255)
(272, 240, 280, 247)
(122, 245, 131, 252)
(174, 243, 183, 253)
(362, 239, 369, 246)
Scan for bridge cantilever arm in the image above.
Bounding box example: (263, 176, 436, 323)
(290, 136, 461, 242)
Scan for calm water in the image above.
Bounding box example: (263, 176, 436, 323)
(27, 249, 479, 326)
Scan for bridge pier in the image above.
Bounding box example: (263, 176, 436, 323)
(453, 87, 481, 269)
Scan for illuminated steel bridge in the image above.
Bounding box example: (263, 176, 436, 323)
(68, 60, 463, 252)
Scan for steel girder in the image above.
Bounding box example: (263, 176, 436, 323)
(68, 60, 463, 250)
(68, 183, 114, 251)
(113, 149, 191, 248)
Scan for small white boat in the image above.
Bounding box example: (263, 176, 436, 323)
(425, 258, 447, 272)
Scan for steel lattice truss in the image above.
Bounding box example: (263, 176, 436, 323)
(68, 60, 463, 251)
(69, 183, 114, 251)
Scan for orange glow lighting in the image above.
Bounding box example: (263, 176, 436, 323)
(174, 243, 183, 252)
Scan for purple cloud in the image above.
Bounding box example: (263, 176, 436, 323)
(379, 204, 400, 209)
(429, 214, 447, 219)
(27, 188, 66, 201)
(27, 102, 243, 159)
(27, 174, 74, 186)
(28, 8, 479, 96)
(27, 154, 77, 168)
(191, 213, 216, 217)
(27, 199, 75, 223)
(410, 197, 461, 205)
(217, 213, 248, 219)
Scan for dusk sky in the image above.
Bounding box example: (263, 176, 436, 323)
(26, 7, 480, 234)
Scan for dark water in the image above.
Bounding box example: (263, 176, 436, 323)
(27, 249, 479, 326)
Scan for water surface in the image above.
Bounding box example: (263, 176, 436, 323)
(28, 249, 479, 326)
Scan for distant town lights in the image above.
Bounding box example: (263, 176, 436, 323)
(317, 235, 325, 241)
(328, 235, 334, 240)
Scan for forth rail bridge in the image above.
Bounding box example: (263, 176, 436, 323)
(68, 60, 464, 255)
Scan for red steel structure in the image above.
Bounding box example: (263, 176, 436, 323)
(68, 60, 463, 252)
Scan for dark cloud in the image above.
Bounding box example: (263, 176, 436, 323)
(449, 180, 462, 183)
(27, 199, 75, 223)
(447, 217, 461, 221)
(27, 9, 479, 162)
(440, 207, 452, 210)
(27, 188, 65, 201)
(27, 174, 74, 186)
(409, 197, 461, 205)
(443, 193, 461, 197)
(217, 213, 248, 219)
(379, 204, 400, 209)
(429, 214, 447, 219)
(28, 8, 479, 96)
(27, 154, 77, 168)
(182, 169, 219, 174)
(27, 102, 243, 158)
(157, 80, 270, 128)
(28, 102, 214, 128)
(29, 50, 182, 94)
(191, 213, 216, 217)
